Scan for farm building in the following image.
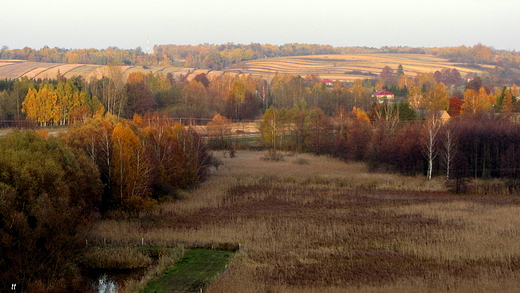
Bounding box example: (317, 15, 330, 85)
(321, 79, 334, 86)
(372, 89, 395, 103)
(418, 110, 451, 123)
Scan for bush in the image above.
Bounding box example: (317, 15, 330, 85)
(261, 149, 284, 162)
(293, 157, 310, 165)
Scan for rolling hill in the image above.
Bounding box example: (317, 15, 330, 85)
(0, 53, 488, 82)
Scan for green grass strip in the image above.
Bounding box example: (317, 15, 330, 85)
(142, 249, 234, 293)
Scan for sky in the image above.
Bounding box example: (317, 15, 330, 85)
(2, 0, 520, 51)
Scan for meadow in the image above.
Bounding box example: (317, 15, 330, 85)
(90, 151, 520, 292)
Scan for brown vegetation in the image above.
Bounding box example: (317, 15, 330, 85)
(89, 151, 520, 292)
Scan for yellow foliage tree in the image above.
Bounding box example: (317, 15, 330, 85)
(425, 83, 449, 111)
(461, 87, 495, 114)
(502, 88, 514, 115)
(352, 106, 371, 125)
(408, 86, 423, 110)
(111, 123, 151, 208)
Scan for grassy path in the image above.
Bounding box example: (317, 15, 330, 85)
(142, 249, 234, 293)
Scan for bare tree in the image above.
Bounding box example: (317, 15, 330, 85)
(101, 63, 126, 117)
(441, 124, 457, 180)
(423, 113, 442, 180)
(373, 102, 400, 137)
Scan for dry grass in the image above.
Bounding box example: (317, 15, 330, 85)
(90, 151, 520, 292)
(81, 246, 153, 269)
(390, 201, 520, 262)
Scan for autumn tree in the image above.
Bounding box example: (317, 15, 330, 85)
(22, 84, 59, 126)
(433, 68, 463, 86)
(408, 86, 424, 110)
(349, 106, 368, 125)
(63, 114, 117, 211)
(391, 123, 424, 175)
(498, 87, 515, 115)
(351, 79, 371, 110)
(424, 82, 449, 111)
(305, 108, 333, 155)
(111, 122, 153, 212)
(461, 87, 495, 114)
(124, 72, 156, 117)
(193, 73, 210, 87)
(346, 107, 372, 161)
(260, 107, 290, 149)
(380, 65, 396, 85)
(22, 80, 93, 126)
(206, 113, 233, 149)
(64, 113, 211, 212)
(55, 79, 92, 124)
(180, 80, 211, 118)
(415, 72, 436, 92)
(448, 97, 463, 117)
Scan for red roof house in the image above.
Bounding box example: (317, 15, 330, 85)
(321, 79, 334, 86)
(372, 89, 395, 103)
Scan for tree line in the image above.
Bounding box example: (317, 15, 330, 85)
(0, 62, 518, 129)
(2, 43, 520, 77)
(254, 105, 520, 190)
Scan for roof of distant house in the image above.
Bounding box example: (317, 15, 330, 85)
(373, 89, 394, 96)
(321, 79, 334, 83)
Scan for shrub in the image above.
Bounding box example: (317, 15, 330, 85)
(261, 149, 284, 161)
(293, 157, 310, 165)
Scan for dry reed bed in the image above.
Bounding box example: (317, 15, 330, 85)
(91, 151, 520, 292)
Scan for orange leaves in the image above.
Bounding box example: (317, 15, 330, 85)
(64, 114, 211, 212)
(126, 72, 146, 84)
(352, 107, 370, 125)
(111, 123, 151, 203)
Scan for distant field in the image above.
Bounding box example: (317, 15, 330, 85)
(0, 53, 487, 82)
(239, 54, 489, 82)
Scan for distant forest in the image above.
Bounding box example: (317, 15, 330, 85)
(2, 43, 519, 70)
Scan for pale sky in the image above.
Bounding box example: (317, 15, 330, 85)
(2, 0, 519, 51)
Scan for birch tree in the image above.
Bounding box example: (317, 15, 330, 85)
(441, 124, 457, 180)
(423, 114, 442, 180)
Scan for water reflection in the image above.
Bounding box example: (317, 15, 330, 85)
(97, 274, 117, 293)
(86, 269, 145, 293)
